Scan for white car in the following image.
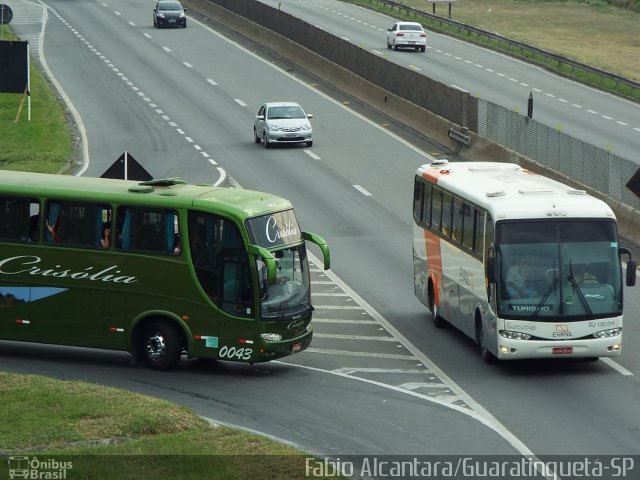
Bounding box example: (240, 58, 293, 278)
(254, 102, 313, 148)
(386, 22, 427, 52)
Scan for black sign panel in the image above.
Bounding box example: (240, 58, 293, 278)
(246, 210, 302, 248)
(0, 4, 13, 24)
(0, 39, 28, 93)
(626, 167, 640, 199)
(100, 152, 153, 181)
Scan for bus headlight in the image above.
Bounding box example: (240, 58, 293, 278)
(260, 333, 282, 342)
(499, 330, 531, 340)
(593, 328, 621, 339)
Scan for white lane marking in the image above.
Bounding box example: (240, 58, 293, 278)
(304, 150, 321, 160)
(353, 185, 372, 196)
(206, 78, 218, 86)
(313, 333, 398, 342)
(234, 98, 248, 107)
(601, 358, 634, 376)
(305, 348, 415, 360)
(162, 46, 171, 52)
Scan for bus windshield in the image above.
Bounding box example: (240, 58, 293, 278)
(496, 220, 622, 321)
(257, 245, 311, 319)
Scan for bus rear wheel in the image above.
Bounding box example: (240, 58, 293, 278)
(143, 320, 181, 371)
(428, 284, 446, 328)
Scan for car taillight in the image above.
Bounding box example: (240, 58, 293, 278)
(420, 33, 426, 37)
(396, 32, 404, 37)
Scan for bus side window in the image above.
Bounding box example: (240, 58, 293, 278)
(474, 210, 486, 256)
(0, 197, 38, 242)
(441, 191, 453, 238)
(421, 182, 432, 226)
(462, 203, 474, 250)
(187, 211, 246, 310)
(413, 180, 423, 223)
(431, 187, 442, 232)
(117, 207, 177, 254)
(451, 196, 464, 243)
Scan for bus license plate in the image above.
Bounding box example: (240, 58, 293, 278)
(291, 342, 302, 352)
(553, 347, 573, 354)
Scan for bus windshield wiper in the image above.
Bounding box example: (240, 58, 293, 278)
(531, 278, 559, 322)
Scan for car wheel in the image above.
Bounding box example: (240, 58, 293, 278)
(421, 46, 426, 52)
(254, 128, 261, 144)
(415, 46, 419, 52)
(153, 18, 156, 28)
(183, 21, 187, 28)
(263, 132, 270, 149)
(306, 140, 313, 147)
(393, 44, 399, 51)
(386, 40, 391, 50)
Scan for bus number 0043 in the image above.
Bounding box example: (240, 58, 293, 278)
(218, 346, 252, 360)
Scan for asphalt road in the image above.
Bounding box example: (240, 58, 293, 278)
(254, 0, 640, 163)
(3, 0, 640, 464)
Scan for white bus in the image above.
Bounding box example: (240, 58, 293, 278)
(412, 160, 637, 363)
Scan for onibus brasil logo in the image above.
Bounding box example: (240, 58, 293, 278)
(7, 456, 73, 479)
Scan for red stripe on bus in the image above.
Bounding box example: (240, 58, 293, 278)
(421, 168, 450, 184)
(424, 229, 442, 308)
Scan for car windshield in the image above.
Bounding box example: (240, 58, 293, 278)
(159, 2, 182, 10)
(267, 106, 305, 120)
(496, 220, 622, 321)
(257, 245, 311, 320)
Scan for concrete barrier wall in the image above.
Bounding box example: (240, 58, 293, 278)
(184, 0, 640, 245)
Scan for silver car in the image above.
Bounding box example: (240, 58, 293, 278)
(254, 102, 313, 148)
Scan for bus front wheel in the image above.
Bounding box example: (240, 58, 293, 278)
(143, 320, 182, 371)
(476, 317, 496, 364)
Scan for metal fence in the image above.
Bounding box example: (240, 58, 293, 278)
(477, 99, 640, 209)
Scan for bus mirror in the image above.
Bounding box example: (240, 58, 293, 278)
(248, 245, 277, 284)
(302, 231, 330, 270)
(626, 260, 637, 287)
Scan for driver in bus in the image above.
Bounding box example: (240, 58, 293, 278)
(506, 256, 537, 298)
(574, 264, 598, 285)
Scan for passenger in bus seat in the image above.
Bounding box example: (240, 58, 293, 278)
(45, 219, 60, 243)
(22, 214, 39, 242)
(173, 234, 182, 255)
(506, 256, 537, 298)
(100, 222, 111, 249)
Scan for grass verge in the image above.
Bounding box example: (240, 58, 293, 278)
(0, 26, 73, 173)
(0, 373, 333, 479)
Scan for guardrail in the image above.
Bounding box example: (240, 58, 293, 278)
(356, 0, 640, 99)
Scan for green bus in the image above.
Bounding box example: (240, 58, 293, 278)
(0, 171, 330, 370)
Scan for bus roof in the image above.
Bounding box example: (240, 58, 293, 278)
(1, 171, 293, 219)
(417, 161, 615, 221)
